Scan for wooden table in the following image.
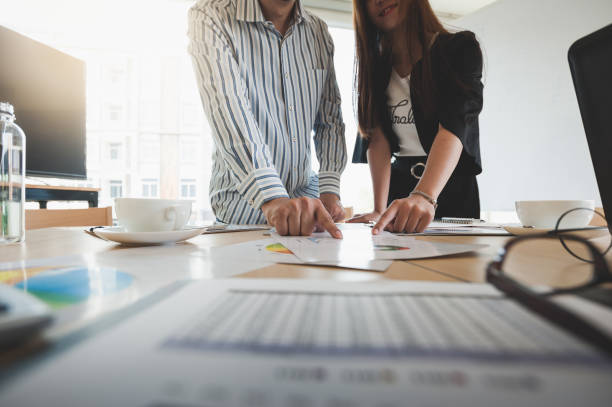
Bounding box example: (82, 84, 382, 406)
(0, 228, 502, 282)
(1, 227, 610, 381)
(3, 227, 609, 284)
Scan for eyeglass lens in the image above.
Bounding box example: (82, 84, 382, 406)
(554, 208, 611, 262)
(503, 237, 596, 293)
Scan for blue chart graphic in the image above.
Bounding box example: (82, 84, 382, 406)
(1, 266, 133, 308)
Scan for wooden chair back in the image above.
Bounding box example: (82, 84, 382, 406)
(26, 207, 113, 230)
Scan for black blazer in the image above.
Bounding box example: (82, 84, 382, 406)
(352, 31, 484, 176)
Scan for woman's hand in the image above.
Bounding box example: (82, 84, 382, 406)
(346, 211, 381, 224)
(372, 194, 435, 234)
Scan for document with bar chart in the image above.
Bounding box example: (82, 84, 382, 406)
(2, 280, 611, 407)
(162, 282, 601, 363)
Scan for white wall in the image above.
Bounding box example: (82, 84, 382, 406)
(456, 0, 612, 210)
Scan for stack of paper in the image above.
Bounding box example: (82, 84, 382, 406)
(408, 221, 510, 236)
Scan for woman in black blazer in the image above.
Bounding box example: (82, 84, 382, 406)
(348, 0, 484, 234)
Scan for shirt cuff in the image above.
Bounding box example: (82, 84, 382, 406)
(318, 171, 341, 197)
(237, 167, 289, 210)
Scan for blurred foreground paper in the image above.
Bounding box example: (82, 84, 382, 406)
(1, 279, 611, 407)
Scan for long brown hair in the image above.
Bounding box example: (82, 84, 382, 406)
(353, 0, 447, 136)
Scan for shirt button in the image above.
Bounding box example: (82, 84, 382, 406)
(292, 137, 297, 142)
(284, 72, 289, 78)
(249, 199, 254, 205)
(288, 105, 293, 111)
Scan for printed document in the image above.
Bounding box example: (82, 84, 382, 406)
(272, 223, 487, 263)
(209, 238, 393, 271)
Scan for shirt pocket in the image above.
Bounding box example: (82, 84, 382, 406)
(305, 68, 328, 126)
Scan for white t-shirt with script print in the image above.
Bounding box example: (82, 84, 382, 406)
(386, 68, 427, 157)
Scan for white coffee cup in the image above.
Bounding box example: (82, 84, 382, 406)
(515, 200, 595, 229)
(115, 198, 192, 232)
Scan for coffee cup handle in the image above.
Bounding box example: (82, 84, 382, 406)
(164, 205, 188, 230)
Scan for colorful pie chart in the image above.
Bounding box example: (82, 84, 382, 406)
(374, 245, 411, 251)
(265, 243, 294, 255)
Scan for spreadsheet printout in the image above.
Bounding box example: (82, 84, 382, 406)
(2, 280, 611, 407)
(163, 287, 598, 363)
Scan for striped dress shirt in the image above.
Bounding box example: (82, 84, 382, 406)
(188, 0, 347, 224)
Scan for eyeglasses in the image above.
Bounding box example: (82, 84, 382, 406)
(486, 230, 612, 357)
(552, 208, 611, 262)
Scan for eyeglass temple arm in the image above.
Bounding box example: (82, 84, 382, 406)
(489, 272, 612, 358)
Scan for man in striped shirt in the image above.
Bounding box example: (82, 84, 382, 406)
(188, 0, 347, 237)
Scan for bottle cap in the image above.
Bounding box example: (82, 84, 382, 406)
(0, 102, 15, 116)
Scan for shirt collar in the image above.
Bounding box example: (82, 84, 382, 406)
(236, 0, 310, 25)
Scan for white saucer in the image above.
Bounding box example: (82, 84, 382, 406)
(93, 226, 206, 245)
(503, 225, 609, 239)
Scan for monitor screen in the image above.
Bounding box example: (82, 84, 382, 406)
(0, 25, 86, 179)
(568, 24, 612, 235)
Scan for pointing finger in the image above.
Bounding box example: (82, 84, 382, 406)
(373, 206, 398, 235)
(315, 205, 342, 239)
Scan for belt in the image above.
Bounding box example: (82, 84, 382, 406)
(393, 156, 427, 180)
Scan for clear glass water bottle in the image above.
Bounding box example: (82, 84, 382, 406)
(0, 102, 26, 244)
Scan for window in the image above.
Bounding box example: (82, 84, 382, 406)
(110, 180, 123, 198)
(107, 104, 125, 123)
(108, 67, 125, 85)
(180, 178, 196, 198)
(328, 27, 372, 213)
(5, 0, 228, 223)
(182, 104, 198, 128)
(180, 139, 198, 164)
(109, 143, 122, 160)
(140, 101, 160, 128)
(142, 178, 159, 198)
(140, 136, 160, 163)
(87, 138, 100, 167)
(105, 60, 128, 85)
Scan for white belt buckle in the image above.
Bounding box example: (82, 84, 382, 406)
(410, 162, 425, 179)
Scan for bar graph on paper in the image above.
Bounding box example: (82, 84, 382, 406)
(162, 290, 601, 364)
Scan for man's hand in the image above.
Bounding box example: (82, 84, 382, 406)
(319, 193, 346, 222)
(261, 197, 343, 238)
(372, 194, 435, 235)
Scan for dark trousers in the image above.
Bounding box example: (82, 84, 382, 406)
(388, 156, 480, 219)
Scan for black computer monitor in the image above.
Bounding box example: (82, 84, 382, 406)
(0, 25, 86, 180)
(568, 24, 612, 235)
